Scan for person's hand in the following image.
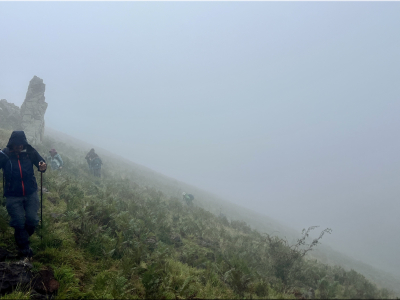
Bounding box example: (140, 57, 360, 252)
(39, 161, 47, 172)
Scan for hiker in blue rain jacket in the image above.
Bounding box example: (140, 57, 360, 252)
(0, 131, 47, 259)
(48, 148, 63, 171)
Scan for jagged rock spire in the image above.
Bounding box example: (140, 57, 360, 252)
(20, 76, 48, 145)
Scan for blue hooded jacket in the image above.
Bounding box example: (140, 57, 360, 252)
(0, 131, 46, 197)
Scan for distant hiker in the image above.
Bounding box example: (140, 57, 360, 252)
(0, 131, 47, 259)
(47, 148, 63, 171)
(85, 148, 96, 170)
(91, 154, 102, 178)
(85, 149, 102, 177)
(182, 192, 194, 207)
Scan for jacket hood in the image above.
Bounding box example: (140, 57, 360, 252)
(6, 131, 30, 149)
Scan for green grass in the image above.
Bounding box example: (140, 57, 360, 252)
(0, 128, 396, 299)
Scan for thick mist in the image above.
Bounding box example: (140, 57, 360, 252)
(1, 2, 400, 277)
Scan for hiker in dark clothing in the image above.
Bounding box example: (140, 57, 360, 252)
(0, 131, 47, 259)
(91, 154, 102, 178)
(85, 149, 102, 177)
(85, 148, 96, 173)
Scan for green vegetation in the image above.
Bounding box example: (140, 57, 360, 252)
(0, 128, 396, 299)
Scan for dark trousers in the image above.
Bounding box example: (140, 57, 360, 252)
(6, 192, 39, 251)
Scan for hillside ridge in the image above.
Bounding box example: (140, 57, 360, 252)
(43, 127, 400, 296)
(0, 127, 398, 298)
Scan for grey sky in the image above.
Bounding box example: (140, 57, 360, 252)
(1, 2, 400, 276)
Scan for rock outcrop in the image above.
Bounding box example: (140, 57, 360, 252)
(0, 76, 48, 145)
(0, 246, 59, 298)
(0, 261, 33, 295)
(0, 99, 22, 131)
(20, 76, 48, 145)
(0, 261, 60, 298)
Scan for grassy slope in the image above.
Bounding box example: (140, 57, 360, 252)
(0, 127, 396, 299)
(44, 127, 298, 239)
(45, 127, 400, 295)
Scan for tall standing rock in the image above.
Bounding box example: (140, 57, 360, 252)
(20, 76, 48, 145)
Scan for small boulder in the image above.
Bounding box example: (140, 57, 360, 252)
(0, 261, 33, 295)
(32, 267, 60, 295)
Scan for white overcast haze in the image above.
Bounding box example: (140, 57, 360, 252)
(1, 2, 400, 277)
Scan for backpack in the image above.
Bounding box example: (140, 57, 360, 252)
(188, 194, 194, 200)
(92, 157, 102, 169)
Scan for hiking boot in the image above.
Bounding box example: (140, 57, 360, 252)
(22, 257, 32, 264)
(17, 257, 33, 269)
(18, 246, 33, 259)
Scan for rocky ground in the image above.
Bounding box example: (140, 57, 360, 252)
(0, 246, 59, 299)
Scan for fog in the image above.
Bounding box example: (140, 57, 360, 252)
(1, 2, 400, 277)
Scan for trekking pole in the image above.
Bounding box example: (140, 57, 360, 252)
(2, 172, 5, 205)
(41, 171, 43, 242)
